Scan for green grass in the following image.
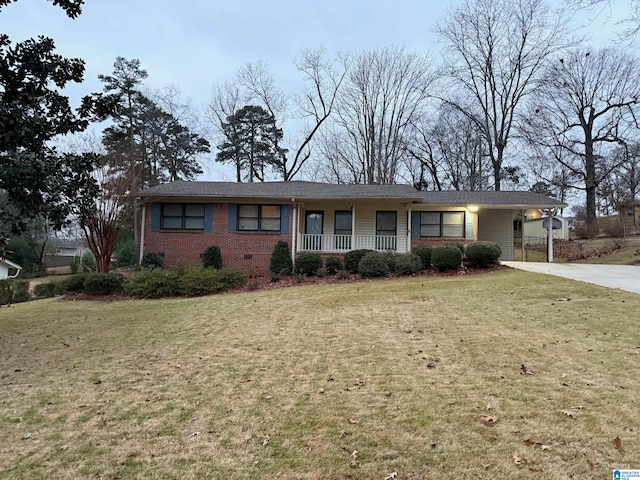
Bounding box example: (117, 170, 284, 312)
(1, 269, 639, 479)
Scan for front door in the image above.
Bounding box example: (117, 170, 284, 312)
(305, 211, 324, 251)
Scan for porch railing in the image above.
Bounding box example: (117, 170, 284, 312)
(298, 234, 410, 253)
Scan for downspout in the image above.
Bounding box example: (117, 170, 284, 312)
(139, 201, 146, 265)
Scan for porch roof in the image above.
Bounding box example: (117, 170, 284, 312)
(419, 191, 567, 209)
(139, 181, 423, 202)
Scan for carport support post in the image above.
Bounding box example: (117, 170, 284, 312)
(521, 209, 526, 262)
(546, 208, 555, 263)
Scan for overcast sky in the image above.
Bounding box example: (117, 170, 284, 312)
(2, 0, 634, 180)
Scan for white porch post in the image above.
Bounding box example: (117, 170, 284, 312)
(521, 208, 526, 262)
(407, 205, 412, 253)
(351, 204, 356, 250)
(546, 208, 555, 263)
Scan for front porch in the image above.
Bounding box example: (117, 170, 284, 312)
(297, 233, 411, 253)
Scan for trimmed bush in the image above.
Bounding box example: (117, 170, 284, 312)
(141, 252, 164, 269)
(411, 245, 434, 270)
(344, 249, 374, 274)
(123, 269, 181, 298)
(294, 253, 323, 276)
(201, 245, 223, 269)
(33, 281, 59, 299)
(57, 274, 89, 294)
(83, 273, 124, 295)
(394, 252, 423, 275)
(269, 241, 293, 277)
(0, 279, 31, 305)
(325, 256, 344, 275)
(180, 266, 248, 296)
(431, 245, 463, 271)
(382, 252, 402, 273)
(358, 251, 390, 278)
(444, 242, 466, 255)
(466, 241, 502, 268)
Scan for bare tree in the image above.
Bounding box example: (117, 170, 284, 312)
(522, 48, 640, 223)
(208, 49, 346, 181)
(323, 46, 434, 184)
(568, 0, 640, 41)
(436, 0, 570, 190)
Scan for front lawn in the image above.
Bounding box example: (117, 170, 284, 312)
(0, 269, 638, 479)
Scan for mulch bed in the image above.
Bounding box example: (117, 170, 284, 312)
(60, 264, 508, 302)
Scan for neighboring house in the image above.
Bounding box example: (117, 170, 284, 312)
(137, 181, 566, 275)
(522, 209, 570, 240)
(618, 201, 640, 226)
(0, 258, 22, 280)
(45, 245, 86, 268)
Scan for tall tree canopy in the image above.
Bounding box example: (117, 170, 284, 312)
(216, 105, 284, 182)
(437, 0, 569, 190)
(523, 48, 640, 224)
(0, 0, 103, 251)
(99, 57, 209, 187)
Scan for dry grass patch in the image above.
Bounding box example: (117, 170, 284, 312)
(1, 269, 639, 479)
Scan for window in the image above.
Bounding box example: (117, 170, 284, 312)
(238, 205, 281, 232)
(161, 203, 205, 230)
(376, 211, 397, 250)
(335, 210, 352, 249)
(419, 211, 464, 238)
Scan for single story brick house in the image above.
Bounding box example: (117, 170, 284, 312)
(137, 181, 566, 275)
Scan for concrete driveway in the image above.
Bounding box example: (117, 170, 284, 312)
(501, 262, 640, 294)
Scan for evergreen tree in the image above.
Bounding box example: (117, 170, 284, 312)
(216, 105, 284, 182)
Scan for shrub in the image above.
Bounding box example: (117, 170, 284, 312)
(70, 258, 80, 274)
(382, 252, 402, 273)
(57, 274, 89, 294)
(141, 252, 164, 269)
(411, 245, 434, 270)
(394, 252, 423, 275)
(180, 266, 248, 296)
(358, 251, 390, 278)
(114, 238, 137, 267)
(81, 250, 96, 272)
(465, 241, 502, 268)
(325, 256, 343, 275)
(10, 280, 30, 303)
(201, 245, 223, 269)
(33, 281, 59, 299)
(0, 280, 31, 305)
(344, 249, 374, 273)
(444, 242, 466, 255)
(294, 253, 323, 276)
(335, 270, 350, 280)
(431, 245, 463, 271)
(83, 273, 124, 295)
(123, 269, 181, 298)
(269, 241, 293, 277)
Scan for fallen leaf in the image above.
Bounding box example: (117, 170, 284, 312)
(338, 430, 346, 438)
(520, 364, 534, 375)
(513, 451, 522, 465)
(385, 473, 397, 480)
(22, 432, 31, 440)
(561, 410, 577, 419)
(541, 445, 551, 451)
(262, 434, 270, 446)
(529, 467, 544, 472)
(481, 415, 498, 424)
(348, 418, 359, 424)
(240, 433, 252, 443)
(187, 431, 200, 438)
(522, 439, 535, 447)
(613, 436, 623, 452)
(587, 458, 600, 469)
(350, 449, 359, 468)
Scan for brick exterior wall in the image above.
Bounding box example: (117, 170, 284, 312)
(141, 203, 292, 277)
(410, 238, 474, 249)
